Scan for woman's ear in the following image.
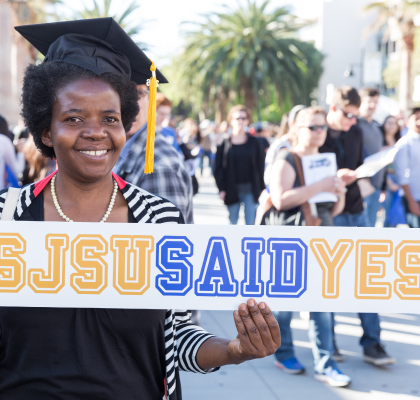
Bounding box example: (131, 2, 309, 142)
(41, 129, 53, 148)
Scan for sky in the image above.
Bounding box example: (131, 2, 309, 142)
(61, 0, 324, 64)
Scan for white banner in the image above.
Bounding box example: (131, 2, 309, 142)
(0, 222, 419, 313)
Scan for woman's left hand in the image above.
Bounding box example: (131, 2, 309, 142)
(227, 299, 281, 365)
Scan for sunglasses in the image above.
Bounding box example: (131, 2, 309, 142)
(301, 125, 328, 131)
(233, 117, 248, 121)
(337, 107, 357, 119)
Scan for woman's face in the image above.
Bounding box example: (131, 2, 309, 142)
(231, 111, 249, 131)
(383, 116, 399, 136)
(297, 113, 327, 149)
(42, 79, 126, 183)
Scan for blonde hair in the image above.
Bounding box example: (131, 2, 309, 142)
(294, 106, 326, 126)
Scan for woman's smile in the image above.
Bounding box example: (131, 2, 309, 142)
(77, 148, 111, 160)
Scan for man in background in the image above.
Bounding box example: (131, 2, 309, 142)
(394, 108, 420, 228)
(155, 93, 182, 154)
(357, 88, 386, 227)
(320, 86, 395, 366)
(113, 85, 194, 224)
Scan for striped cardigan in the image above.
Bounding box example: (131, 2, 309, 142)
(0, 171, 217, 400)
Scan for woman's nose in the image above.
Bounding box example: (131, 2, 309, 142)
(81, 121, 106, 139)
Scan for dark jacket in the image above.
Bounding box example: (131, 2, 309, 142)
(319, 124, 364, 214)
(214, 134, 265, 206)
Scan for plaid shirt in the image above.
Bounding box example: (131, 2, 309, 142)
(114, 127, 194, 224)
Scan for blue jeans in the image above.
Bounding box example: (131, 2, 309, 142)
(332, 312, 381, 349)
(383, 190, 397, 227)
(333, 211, 369, 228)
(364, 189, 381, 227)
(274, 312, 338, 373)
(227, 189, 257, 225)
(332, 213, 382, 349)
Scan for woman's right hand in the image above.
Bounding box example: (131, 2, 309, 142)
(320, 176, 341, 194)
(219, 191, 226, 201)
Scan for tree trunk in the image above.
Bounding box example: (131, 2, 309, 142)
(399, 36, 413, 113)
(215, 96, 228, 124)
(242, 76, 256, 112)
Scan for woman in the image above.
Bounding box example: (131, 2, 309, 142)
(263, 107, 351, 387)
(380, 115, 402, 226)
(214, 105, 265, 225)
(0, 18, 280, 400)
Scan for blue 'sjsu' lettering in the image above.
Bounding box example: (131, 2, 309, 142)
(155, 236, 193, 296)
(240, 238, 265, 297)
(195, 237, 238, 296)
(266, 238, 307, 298)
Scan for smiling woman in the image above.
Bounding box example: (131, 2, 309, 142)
(0, 16, 280, 400)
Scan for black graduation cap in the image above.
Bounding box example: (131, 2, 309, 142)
(14, 17, 168, 85)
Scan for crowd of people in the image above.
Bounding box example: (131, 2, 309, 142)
(1, 77, 419, 390)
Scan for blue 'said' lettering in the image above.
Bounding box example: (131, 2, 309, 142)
(267, 238, 307, 298)
(241, 238, 265, 297)
(195, 237, 238, 296)
(155, 236, 193, 296)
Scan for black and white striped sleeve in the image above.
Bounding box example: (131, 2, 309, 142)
(0, 189, 9, 219)
(173, 310, 220, 374)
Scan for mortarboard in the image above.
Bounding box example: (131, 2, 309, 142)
(15, 17, 165, 173)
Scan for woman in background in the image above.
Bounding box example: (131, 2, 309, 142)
(263, 107, 351, 388)
(380, 115, 402, 226)
(214, 105, 265, 225)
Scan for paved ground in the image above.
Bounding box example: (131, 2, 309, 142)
(181, 170, 420, 400)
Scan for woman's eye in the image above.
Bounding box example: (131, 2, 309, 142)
(66, 117, 82, 123)
(104, 117, 118, 123)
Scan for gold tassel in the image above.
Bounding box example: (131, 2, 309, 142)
(144, 60, 158, 174)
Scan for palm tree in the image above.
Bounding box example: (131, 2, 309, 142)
(72, 0, 145, 47)
(366, 0, 420, 111)
(175, 0, 323, 121)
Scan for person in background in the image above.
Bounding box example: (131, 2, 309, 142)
(214, 105, 265, 225)
(358, 88, 386, 227)
(199, 119, 215, 174)
(264, 105, 306, 188)
(380, 116, 402, 227)
(0, 115, 25, 189)
(180, 118, 201, 195)
(320, 86, 395, 367)
(155, 93, 182, 154)
(113, 84, 194, 224)
(263, 107, 350, 387)
(0, 115, 13, 141)
(391, 108, 408, 136)
(0, 133, 19, 190)
(394, 108, 420, 228)
(253, 122, 270, 153)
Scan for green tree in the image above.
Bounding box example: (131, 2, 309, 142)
(171, 0, 323, 122)
(366, 0, 420, 111)
(72, 0, 144, 45)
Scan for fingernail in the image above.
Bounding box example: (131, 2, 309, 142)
(259, 302, 266, 309)
(248, 299, 255, 306)
(234, 310, 239, 317)
(239, 304, 247, 311)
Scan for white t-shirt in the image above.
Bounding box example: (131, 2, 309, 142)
(0, 135, 18, 190)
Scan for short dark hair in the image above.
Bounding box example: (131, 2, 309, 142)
(410, 107, 420, 116)
(332, 86, 361, 109)
(21, 62, 139, 159)
(359, 87, 380, 98)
